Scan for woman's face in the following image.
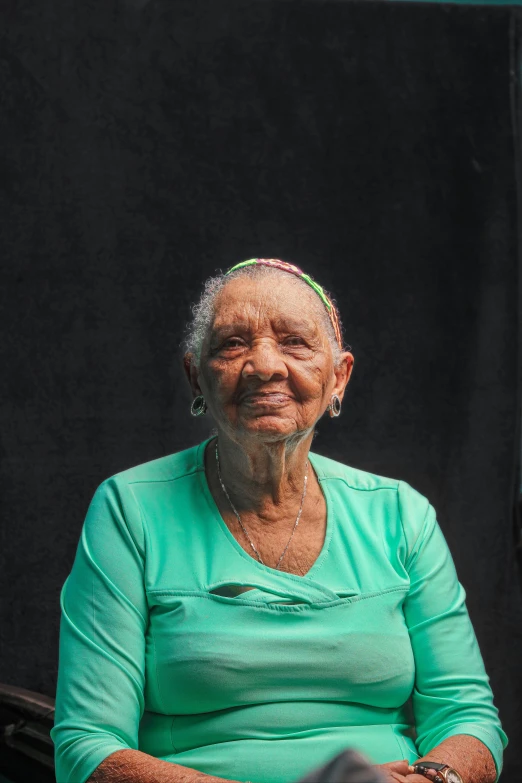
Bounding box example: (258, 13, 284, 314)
(187, 275, 353, 444)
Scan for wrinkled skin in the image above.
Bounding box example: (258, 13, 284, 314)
(186, 274, 353, 447)
(184, 274, 354, 510)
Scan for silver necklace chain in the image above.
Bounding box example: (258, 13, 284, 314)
(215, 441, 309, 570)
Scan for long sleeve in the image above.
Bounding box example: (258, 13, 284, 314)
(50, 478, 149, 783)
(398, 481, 508, 781)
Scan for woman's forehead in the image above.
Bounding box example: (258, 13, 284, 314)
(212, 275, 324, 327)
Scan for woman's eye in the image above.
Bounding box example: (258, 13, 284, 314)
(221, 338, 244, 349)
(283, 336, 306, 346)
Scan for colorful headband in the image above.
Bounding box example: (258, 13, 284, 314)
(225, 258, 343, 349)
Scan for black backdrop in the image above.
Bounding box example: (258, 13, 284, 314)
(1, 0, 521, 780)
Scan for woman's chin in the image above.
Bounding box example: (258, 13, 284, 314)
(236, 414, 306, 441)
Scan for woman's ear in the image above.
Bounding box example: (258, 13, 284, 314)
(333, 351, 355, 402)
(183, 352, 202, 397)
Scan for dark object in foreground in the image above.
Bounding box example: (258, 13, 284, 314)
(0, 683, 55, 783)
(296, 749, 387, 783)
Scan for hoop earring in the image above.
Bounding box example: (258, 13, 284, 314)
(328, 394, 342, 418)
(190, 395, 208, 417)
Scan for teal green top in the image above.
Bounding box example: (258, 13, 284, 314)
(51, 439, 508, 783)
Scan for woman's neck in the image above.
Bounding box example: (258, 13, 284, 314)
(207, 430, 314, 519)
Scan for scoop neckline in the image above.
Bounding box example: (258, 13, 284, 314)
(196, 436, 334, 581)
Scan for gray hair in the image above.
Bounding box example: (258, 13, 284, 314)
(183, 264, 344, 366)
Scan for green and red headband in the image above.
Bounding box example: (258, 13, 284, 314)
(225, 258, 343, 349)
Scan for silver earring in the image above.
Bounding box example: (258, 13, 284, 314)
(328, 394, 342, 418)
(190, 395, 208, 416)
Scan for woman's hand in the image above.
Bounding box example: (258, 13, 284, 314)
(374, 760, 429, 782)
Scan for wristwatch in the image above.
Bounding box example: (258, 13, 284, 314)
(412, 761, 464, 783)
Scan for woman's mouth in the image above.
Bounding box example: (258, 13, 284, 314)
(241, 393, 292, 407)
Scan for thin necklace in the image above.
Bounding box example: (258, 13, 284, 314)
(214, 441, 309, 570)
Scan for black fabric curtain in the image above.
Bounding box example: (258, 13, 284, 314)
(0, 1, 520, 779)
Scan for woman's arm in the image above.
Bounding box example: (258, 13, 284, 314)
(51, 479, 154, 783)
(88, 749, 239, 783)
(413, 734, 496, 783)
(51, 478, 247, 783)
(398, 482, 508, 783)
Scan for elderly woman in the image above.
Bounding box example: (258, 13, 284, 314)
(51, 259, 507, 783)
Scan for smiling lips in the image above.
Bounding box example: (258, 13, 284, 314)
(241, 392, 293, 406)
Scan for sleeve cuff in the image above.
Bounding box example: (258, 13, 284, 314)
(417, 722, 508, 782)
(55, 740, 131, 783)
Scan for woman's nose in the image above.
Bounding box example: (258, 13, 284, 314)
(241, 340, 288, 380)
